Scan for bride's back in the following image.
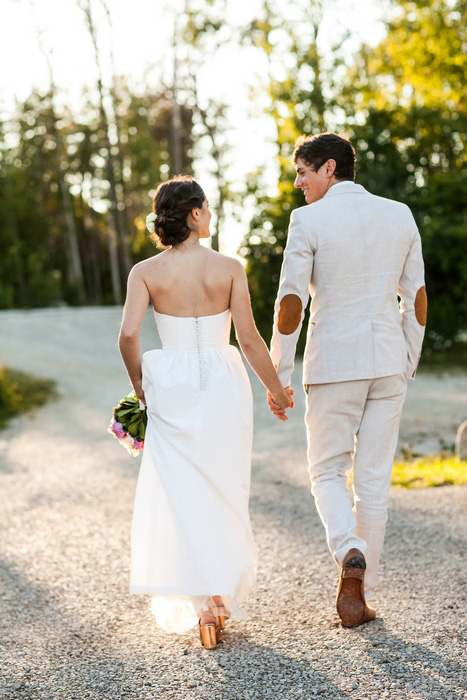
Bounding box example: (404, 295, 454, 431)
(140, 245, 234, 318)
(137, 175, 235, 318)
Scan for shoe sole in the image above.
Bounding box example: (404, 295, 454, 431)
(336, 555, 366, 627)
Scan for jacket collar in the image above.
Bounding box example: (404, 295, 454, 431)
(323, 181, 367, 198)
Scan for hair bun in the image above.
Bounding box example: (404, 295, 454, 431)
(150, 176, 206, 248)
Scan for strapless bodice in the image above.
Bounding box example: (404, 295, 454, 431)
(150, 309, 233, 392)
(153, 309, 231, 351)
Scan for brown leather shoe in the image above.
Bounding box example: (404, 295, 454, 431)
(336, 548, 376, 627)
(361, 604, 376, 623)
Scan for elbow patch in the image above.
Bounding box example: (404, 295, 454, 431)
(415, 286, 427, 326)
(278, 294, 302, 335)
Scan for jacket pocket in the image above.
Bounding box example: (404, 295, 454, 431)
(372, 319, 407, 371)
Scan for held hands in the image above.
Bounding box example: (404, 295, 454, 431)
(267, 386, 294, 421)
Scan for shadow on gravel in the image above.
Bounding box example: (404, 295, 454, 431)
(0, 551, 346, 700)
(158, 635, 351, 700)
(352, 621, 467, 699)
(0, 557, 142, 700)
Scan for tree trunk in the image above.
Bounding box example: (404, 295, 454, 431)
(34, 20, 86, 304)
(9, 211, 28, 308)
(194, 102, 226, 252)
(98, 0, 134, 277)
(108, 212, 122, 304)
(171, 15, 183, 175)
(82, 206, 103, 304)
(58, 168, 87, 304)
(79, 0, 132, 290)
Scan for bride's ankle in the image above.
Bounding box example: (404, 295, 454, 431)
(199, 610, 216, 626)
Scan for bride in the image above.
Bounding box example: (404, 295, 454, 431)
(119, 175, 292, 649)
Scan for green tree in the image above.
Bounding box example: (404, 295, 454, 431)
(241, 0, 467, 352)
(180, 0, 231, 251)
(240, 0, 344, 345)
(0, 0, 232, 309)
(0, 92, 65, 308)
(0, 82, 196, 308)
(342, 0, 467, 348)
(116, 82, 195, 262)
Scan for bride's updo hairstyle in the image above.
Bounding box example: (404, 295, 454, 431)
(151, 175, 205, 248)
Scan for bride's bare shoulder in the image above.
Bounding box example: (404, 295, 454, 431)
(205, 249, 245, 274)
(130, 252, 169, 275)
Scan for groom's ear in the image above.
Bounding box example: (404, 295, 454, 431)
(325, 159, 337, 177)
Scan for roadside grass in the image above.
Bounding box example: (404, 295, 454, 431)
(391, 455, 467, 488)
(0, 366, 58, 428)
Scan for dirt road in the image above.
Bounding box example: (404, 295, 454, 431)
(1, 308, 466, 700)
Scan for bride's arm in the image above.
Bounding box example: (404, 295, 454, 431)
(230, 261, 292, 418)
(118, 265, 150, 403)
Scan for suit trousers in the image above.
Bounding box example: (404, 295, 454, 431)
(305, 374, 407, 600)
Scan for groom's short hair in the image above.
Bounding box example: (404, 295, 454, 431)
(293, 132, 356, 181)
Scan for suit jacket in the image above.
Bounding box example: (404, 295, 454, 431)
(270, 181, 427, 387)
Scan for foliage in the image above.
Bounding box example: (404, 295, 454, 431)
(241, 178, 308, 349)
(344, 106, 467, 349)
(241, 0, 340, 348)
(2, 0, 466, 346)
(391, 455, 467, 488)
(0, 1, 235, 308)
(343, 0, 467, 349)
(0, 366, 58, 429)
(0, 83, 195, 309)
(241, 0, 467, 353)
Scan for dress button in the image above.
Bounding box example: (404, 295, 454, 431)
(195, 318, 205, 390)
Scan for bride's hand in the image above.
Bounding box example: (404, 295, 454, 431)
(133, 380, 146, 406)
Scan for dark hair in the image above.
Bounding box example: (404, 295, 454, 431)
(293, 132, 356, 181)
(151, 175, 205, 247)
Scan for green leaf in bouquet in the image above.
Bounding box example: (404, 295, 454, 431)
(135, 413, 145, 428)
(116, 417, 133, 429)
(118, 402, 136, 412)
(116, 407, 137, 418)
(127, 419, 141, 435)
(120, 410, 137, 424)
(119, 405, 136, 413)
(120, 394, 137, 404)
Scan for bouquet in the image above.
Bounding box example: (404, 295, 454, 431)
(108, 391, 147, 457)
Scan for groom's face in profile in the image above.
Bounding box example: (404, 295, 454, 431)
(294, 157, 335, 204)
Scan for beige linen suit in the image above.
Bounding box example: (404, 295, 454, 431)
(270, 180, 426, 598)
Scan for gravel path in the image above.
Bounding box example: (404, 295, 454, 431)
(1, 308, 466, 700)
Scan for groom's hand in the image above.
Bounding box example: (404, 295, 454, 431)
(267, 387, 294, 421)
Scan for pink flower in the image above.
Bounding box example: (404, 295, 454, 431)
(111, 421, 127, 439)
(133, 439, 144, 451)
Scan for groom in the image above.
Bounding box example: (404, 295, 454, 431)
(268, 132, 426, 626)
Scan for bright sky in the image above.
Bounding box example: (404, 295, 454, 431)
(1, 0, 389, 255)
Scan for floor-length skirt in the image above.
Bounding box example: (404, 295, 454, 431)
(130, 310, 257, 633)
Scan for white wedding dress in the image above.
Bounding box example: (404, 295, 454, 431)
(130, 309, 257, 633)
